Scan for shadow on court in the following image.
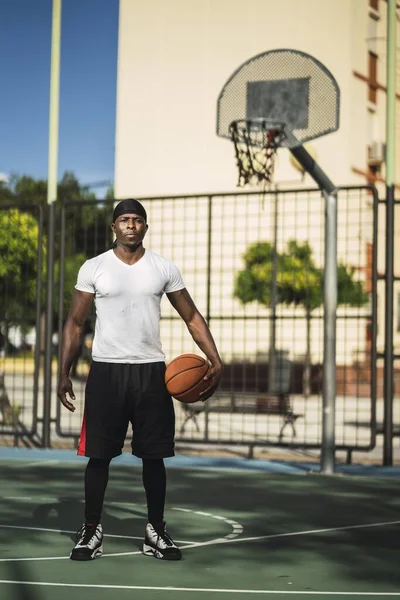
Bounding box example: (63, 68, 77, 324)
(0, 453, 400, 599)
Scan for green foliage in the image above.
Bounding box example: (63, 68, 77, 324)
(0, 209, 45, 323)
(0, 171, 113, 334)
(54, 253, 87, 317)
(105, 185, 115, 200)
(337, 263, 369, 306)
(234, 239, 369, 312)
(12, 174, 48, 204)
(3, 171, 96, 206)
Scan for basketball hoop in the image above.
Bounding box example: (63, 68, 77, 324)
(218, 49, 340, 188)
(229, 119, 286, 187)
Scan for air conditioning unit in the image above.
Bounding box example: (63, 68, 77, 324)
(368, 141, 386, 166)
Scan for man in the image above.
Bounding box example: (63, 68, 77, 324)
(57, 198, 222, 562)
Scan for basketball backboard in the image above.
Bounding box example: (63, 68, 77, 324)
(217, 49, 340, 149)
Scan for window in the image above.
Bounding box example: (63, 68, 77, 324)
(397, 293, 400, 332)
(368, 52, 378, 104)
(369, 0, 379, 11)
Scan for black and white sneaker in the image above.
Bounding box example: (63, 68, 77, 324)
(143, 522, 182, 560)
(70, 523, 103, 561)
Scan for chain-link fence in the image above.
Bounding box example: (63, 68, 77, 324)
(0, 205, 44, 443)
(53, 186, 377, 455)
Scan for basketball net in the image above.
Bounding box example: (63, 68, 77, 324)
(229, 119, 286, 188)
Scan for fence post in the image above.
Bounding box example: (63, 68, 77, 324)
(43, 203, 56, 448)
(383, 0, 397, 466)
(204, 196, 213, 440)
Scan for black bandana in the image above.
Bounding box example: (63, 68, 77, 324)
(112, 199, 147, 223)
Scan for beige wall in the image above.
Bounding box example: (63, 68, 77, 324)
(115, 0, 399, 196)
(115, 0, 360, 196)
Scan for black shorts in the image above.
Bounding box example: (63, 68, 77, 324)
(77, 361, 175, 460)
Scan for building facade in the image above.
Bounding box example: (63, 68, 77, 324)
(114, 0, 400, 368)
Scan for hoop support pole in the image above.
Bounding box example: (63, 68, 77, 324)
(290, 144, 338, 474)
(289, 145, 336, 194)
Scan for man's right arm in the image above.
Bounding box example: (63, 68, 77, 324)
(57, 289, 94, 412)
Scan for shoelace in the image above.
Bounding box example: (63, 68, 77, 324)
(79, 526, 100, 546)
(149, 524, 174, 547)
(157, 530, 174, 547)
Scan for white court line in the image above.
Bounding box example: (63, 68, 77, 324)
(0, 519, 398, 563)
(174, 519, 400, 550)
(0, 524, 195, 561)
(172, 507, 243, 538)
(0, 499, 219, 543)
(0, 524, 193, 544)
(0, 580, 400, 595)
(0, 556, 70, 563)
(3, 497, 35, 501)
(11, 460, 61, 468)
(0, 524, 142, 541)
(0, 498, 244, 541)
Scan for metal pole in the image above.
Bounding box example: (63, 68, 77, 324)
(204, 196, 212, 440)
(320, 191, 338, 474)
(289, 146, 338, 473)
(268, 191, 279, 393)
(289, 146, 337, 196)
(383, 0, 397, 466)
(32, 207, 44, 434)
(43, 0, 62, 448)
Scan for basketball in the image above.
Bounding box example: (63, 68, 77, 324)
(165, 353, 210, 403)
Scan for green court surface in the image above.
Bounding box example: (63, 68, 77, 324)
(0, 450, 400, 599)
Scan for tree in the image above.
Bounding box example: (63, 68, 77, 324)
(0, 208, 47, 422)
(2, 171, 97, 231)
(234, 240, 369, 396)
(0, 171, 100, 254)
(105, 185, 115, 200)
(0, 209, 46, 349)
(7, 171, 96, 205)
(54, 252, 87, 319)
(0, 172, 113, 345)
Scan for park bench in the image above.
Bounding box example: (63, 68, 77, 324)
(179, 392, 302, 442)
(254, 393, 302, 441)
(178, 356, 306, 441)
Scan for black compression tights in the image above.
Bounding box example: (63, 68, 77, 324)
(84, 457, 111, 525)
(142, 458, 166, 527)
(84, 457, 166, 527)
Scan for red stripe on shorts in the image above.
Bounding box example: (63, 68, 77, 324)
(77, 411, 87, 456)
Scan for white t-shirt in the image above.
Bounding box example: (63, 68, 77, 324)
(75, 249, 185, 363)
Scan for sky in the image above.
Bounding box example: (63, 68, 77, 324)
(0, 0, 119, 196)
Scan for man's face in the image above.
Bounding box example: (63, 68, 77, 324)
(111, 213, 148, 247)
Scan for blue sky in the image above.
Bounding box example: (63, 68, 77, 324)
(0, 0, 119, 196)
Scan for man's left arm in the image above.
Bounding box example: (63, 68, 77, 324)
(167, 288, 223, 400)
